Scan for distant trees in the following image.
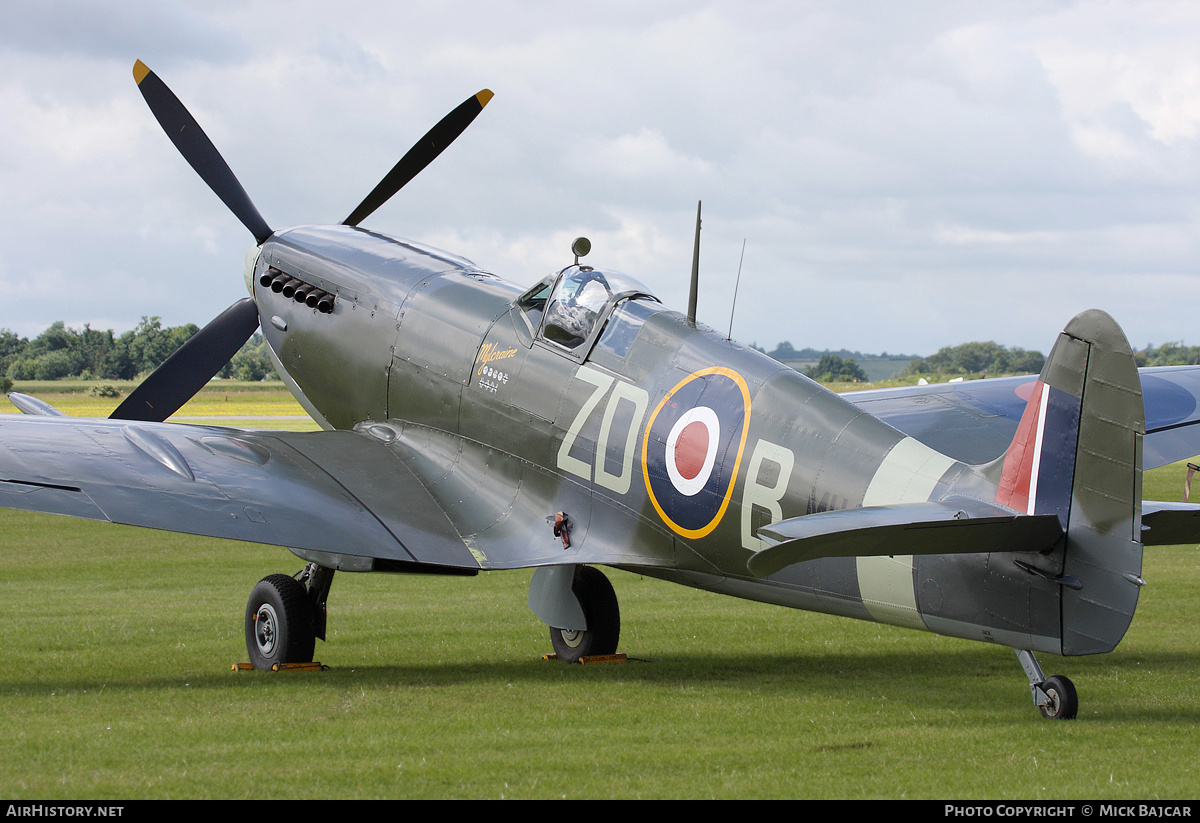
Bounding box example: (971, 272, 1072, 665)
(2, 319, 277, 382)
(903, 341, 1044, 376)
(218, 333, 275, 381)
(11, 326, 1192, 386)
(1135, 342, 1200, 367)
(766, 341, 917, 365)
(803, 353, 868, 383)
(770, 341, 798, 360)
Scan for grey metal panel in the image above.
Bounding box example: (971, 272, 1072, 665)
(650, 563, 876, 624)
(1057, 311, 1144, 656)
(255, 241, 399, 430)
(0, 415, 476, 569)
(378, 420, 675, 571)
(268, 225, 481, 305)
(0, 481, 107, 521)
(394, 272, 519, 387)
(511, 343, 578, 423)
(848, 389, 1019, 465)
(915, 552, 1063, 649)
(270, 429, 474, 568)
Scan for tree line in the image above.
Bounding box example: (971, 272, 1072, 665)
(0, 318, 276, 391)
(4, 319, 1198, 394)
(899, 340, 1200, 377)
(752, 341, 919, 363)
(1134, 342, 1200, 367)
(902, 341, 1046, 376)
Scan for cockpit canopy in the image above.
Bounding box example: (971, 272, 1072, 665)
(516, 265, 659, 353)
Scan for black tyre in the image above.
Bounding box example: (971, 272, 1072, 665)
(245, 574, 316, 670)
(549, 566, 620, 663)
(1039, 675, 1078, 720)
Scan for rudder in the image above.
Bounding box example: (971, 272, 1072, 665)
(994, 309, 1145, 655)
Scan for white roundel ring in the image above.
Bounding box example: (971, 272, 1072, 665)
(665, 406, 720, 496)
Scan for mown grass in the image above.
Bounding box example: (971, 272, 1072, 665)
(6, 380, 319, 431)
(1, 477, 1198, 798)
(1, 384, 1198, 798)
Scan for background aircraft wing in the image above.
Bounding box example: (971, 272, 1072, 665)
(846, 365, 1200, 470)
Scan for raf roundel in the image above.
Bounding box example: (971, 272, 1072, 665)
(642, 367, 752, 538)
(664, 406, 721, 496)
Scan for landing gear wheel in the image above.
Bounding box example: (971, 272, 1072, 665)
(245, 574, 316, 670)
(549, 566, 620, 663)
(1038, 675, 1078, 720)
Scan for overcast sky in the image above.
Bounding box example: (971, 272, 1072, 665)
(3, 0, 1200, 357)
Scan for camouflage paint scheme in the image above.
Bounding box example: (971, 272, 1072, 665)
(247, 224, 1146, 660)
(4, 62, 1198, 717)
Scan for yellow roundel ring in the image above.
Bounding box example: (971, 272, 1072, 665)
(641, 366, 751, 539)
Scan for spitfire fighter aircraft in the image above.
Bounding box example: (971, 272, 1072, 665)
(4, 62, 1200, 720)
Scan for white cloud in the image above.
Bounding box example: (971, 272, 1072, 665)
(2, 1, 1200, 357)
(570, 127, 714, 181)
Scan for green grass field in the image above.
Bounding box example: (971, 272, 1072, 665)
(7, 381, 321, 431)
(0, 387, 1198, 798)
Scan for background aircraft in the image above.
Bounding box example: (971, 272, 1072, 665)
(3, 62, 1200, 720)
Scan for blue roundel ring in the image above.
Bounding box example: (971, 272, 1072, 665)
(641, 367, 751, 538)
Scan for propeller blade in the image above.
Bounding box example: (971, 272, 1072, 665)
(133, 60, 273, 245)
(343, 89, 493, 227)
(110, 298, 261, 423)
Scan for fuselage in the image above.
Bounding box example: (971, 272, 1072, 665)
(250, 224, 1068, 654)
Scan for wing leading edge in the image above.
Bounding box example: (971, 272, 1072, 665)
(0, 412, 678, 574)
(0, 414, 476, 572)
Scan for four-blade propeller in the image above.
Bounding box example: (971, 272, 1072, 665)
(111, 60, 491, 423)
(109, 298, 262, 422)
(343, 89, 493, 227)
(132, 60, 273, 246)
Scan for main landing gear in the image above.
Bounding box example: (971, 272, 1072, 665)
(549, 565, 621, 662)
(529, 565, 621, 663)
(1016, 649, 1078, 720)
(244, 563, 334, 670)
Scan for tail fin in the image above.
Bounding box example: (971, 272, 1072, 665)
(994, 309, 1145, 655)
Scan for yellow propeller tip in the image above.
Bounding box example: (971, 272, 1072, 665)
(476, 89, 494, 107)
(133, 60, 151, 85)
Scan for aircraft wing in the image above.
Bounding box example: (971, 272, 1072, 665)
(0, 413, 677, 573)
(0, 414, 480, 571)
(845, 365, 1200, 470)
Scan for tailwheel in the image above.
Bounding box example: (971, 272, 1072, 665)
(245, 574, 316, 670)
(1016, 649, 1079, 720)
(1037, 675, 1079, 720)
(549, 566, 620, 663)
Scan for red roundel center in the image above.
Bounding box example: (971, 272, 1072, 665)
(673, 420, 710, 480)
